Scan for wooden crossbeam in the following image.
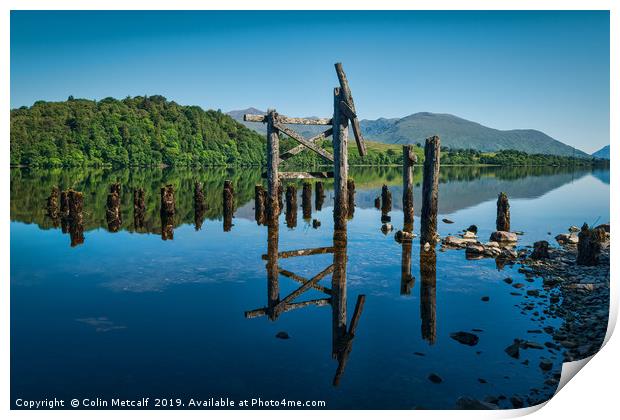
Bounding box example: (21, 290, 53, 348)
(279, 268, 333, 295)
(273, 122, 334, 162)
(273, 264, 335, 312)
(244, 114, 332, 126)
(334, 63, 367, 157)
(339, 101, 356, 120)
(261, 246, 334, 260)
(245, 298, 331, 319)
(280, 128, 333, 160)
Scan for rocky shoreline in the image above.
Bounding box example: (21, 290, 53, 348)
(444, 224, 610, 409)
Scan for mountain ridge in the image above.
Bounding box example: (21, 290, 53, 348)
(592, 145, 610, 159)
(228, 108, 589, 157)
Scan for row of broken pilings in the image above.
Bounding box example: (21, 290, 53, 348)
(46, 186, 85, 247)
(253, 180, 352, 230)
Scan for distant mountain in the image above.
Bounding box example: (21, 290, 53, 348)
(359, 112, 588, 157)
(592, 145, 610, 159)
(229, 108, 588, 157)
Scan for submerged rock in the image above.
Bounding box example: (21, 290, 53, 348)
(539, 358, 553, 371)
(442, 218, 454, 224)
(428, 373, 443, 384)
(450, 331, 480, 346)
(466, 225, 478, 234)
(275, 331, 290, 339)
(505, 340, 521, 359)
(490, 231, 518, 243)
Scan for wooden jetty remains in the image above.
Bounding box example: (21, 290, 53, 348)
(106, 183, 122, 232)
(403, 145, 416, 226)
(244, 63, 367, 229)
(315, 181, 325, 211)
(194, 182, 207, 230)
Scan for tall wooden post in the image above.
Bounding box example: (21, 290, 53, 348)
(496, 192, 510, 232)
(403, 145, 416, 228)
(266, 199, 280, 320)
(420, 136, 440, 247)
(333, 87, 349, 230)
(347, 179, 355, 219)
(266, 109, 280, 219)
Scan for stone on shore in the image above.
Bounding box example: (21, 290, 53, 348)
(490, 231, 518, 243)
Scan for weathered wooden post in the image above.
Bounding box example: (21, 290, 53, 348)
(254, 185, 266, 225)
(400, 235, 414, 295)
(133, 188, 145, 229)
(577, 223, 605, 266)
(67, 190, 84, 247)
(332, 228, 348, 360)
(302, 182, 312, 220)
(333, 87, 349, 230)
(420, 136, 440, 247)
(347, 179, 355, 219)
(403, 145, 416, 227)
(46, 186, 60, 222)
(223, 180, 234, 232)
(285, 185, 297, 228)
(381, 185, 392, 213)
(315, 181, 325, 211)
(420, 248, 437, 344)
(161, 184, 175, 216)
(266, 109, 280, 219)
(194, 182, 206, 230)
(106, 184, 122, 232)
(60, 190, 69, 219)
(496, 192, 510, 232)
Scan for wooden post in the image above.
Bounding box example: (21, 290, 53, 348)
(577, 223, 605, 266)
(420, 136, 440, 247)
(194, 182, 206, 230)
(160, 184, 175, 216)
(302, 182, 312, 220)
(67, 190, 84, 247)
(133, 188, 145, 229)
(315, 181, 325, 211)
(266, 109, 280, 218)
(106, 185, 122, 232)
(60, 190, 69, 218)
(46, 186, 60, 222)
(333, 87, 349, 230)
(496, 192, 510, 232)
(285, 185, 297, 229)
(347, 179, 355, 219)
(223, 180, 234, 232)
(403, 145, 416, 227)
(331, 228, 348, 360)
(254, 185, 266, 225)
(381, 185, 392, 213)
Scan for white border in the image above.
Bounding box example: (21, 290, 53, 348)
(1, 1, 616, 419)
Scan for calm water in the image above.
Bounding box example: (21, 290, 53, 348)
(10, 166, 610, 409)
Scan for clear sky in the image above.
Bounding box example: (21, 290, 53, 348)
(10, 10, 609, 153)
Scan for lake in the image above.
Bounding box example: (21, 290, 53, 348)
(10, 165, 610, 409)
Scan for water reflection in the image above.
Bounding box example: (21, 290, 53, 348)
(246, 201, 366, 386)
(420, 247, 437, 345)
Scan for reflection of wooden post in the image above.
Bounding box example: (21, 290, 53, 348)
(421, 136, 440, 246)
(194, 182, 206, 230)
(403, 145, 416, 226)
(160, 184, 175, 240)
(60, 190, 69, 218)
(401, 218, 414, 295)
(106, 184, 123, 232)
(133, 188, 145, 229)
(67, 190, 84, 247)
(347, 179, 355, 219)
(420, 249, 437, 344)
(302, 182, 312, 220)
(223, 180, 234, 232)
(285, 185, 297, 228)
(332, 228, 348, 358)
(267, 110, 280, 218)
(333, 87, 349, 230)
(266, 202, 280, 320)
(496, 192, 510, 231)
(254, 185, 266, 225)
(315, 181, 325, 211)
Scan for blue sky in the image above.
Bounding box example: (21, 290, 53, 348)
(11, 11, 609, 153)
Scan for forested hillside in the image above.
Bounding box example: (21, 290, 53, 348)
(10, 96, 266, 167)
